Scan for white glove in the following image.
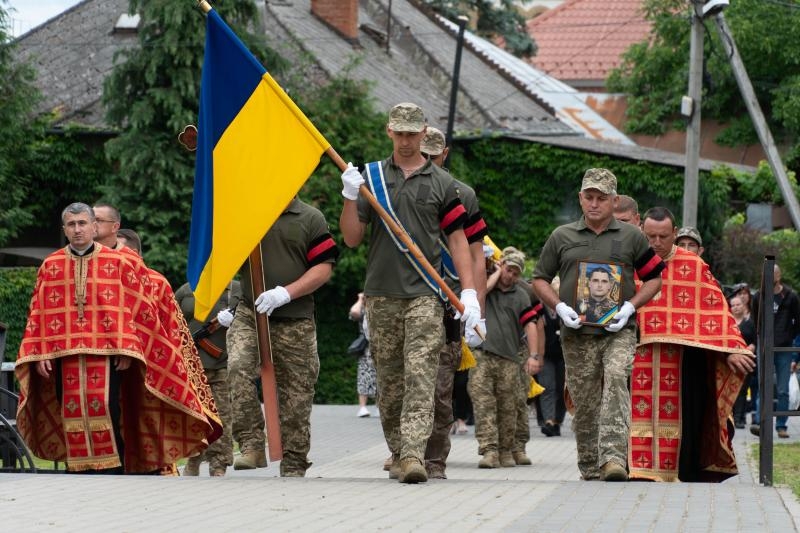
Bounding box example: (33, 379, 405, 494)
(465, 318, 486, 348)
(604, 301, 636, 333)
(341, 162, 364, 201)
(456, 288, 481, 332)
(555, 302, 581, 330)
(255, 286, 291, 315)
(216, 308, 234, 327)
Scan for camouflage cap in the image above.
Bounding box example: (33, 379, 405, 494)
(581, 168, 617, 195)
(421, 127, 446, 156)
(676, 226, 702, 246)
(501, 248, 526, 273)
(387, 102, 426, 133)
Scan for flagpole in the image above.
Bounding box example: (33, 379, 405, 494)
(196, 0, 283, 463)
(325, 147, 466, 317)
(249, 243, 283, 462)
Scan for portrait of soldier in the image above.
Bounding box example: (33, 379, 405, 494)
(581, 264, 619, 325)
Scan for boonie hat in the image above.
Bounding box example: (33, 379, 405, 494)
(387, 102, 426, 133)
(421, 127, 446, 156)
(676, 226, 702, 247)
(581, 168, 617, 195)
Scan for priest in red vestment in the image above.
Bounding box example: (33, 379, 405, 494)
(631, 207, 755, 482)
(15, 203, 219, 473)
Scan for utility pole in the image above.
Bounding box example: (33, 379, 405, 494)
(712, 13, 800, 230)
(682, 2, 704, 228)
(445, 15, 469, 169)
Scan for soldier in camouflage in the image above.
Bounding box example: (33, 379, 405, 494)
(227, 197, 338, 477)
(468, 250, 541, 468)
(420, 127, 489, 480)
(339, 103, 480, 483)
(175, 280, 241, 476)
(533, 168, 664, 482)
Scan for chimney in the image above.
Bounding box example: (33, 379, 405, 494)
(310, 0, 359, 42)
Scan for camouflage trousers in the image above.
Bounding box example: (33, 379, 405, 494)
(227, 304, 320, 475)
(187, 367, 233, 470)
(468, 350, 520, 454)
(561, 328, 636, 479)
(366, 295, 444, 463)
(515, 364, 530, 453)
(424, 338, 461, 472)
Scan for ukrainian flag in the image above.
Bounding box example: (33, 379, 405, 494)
(188, 9, 330, 320)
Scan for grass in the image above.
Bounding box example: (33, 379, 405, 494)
(750, 442, 800, 497)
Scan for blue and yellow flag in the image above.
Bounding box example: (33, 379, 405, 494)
(188, 9, 330, 320)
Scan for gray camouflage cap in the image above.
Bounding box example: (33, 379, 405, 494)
(581, 168, 617, 195)
(421, 127, 446, 155)
(387, 102, 426, 133)
(676, 226, 703, 246)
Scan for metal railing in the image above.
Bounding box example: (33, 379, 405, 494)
(756, 255, 799, 485)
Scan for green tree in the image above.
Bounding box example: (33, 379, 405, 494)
(102, 0, 283, 283)
(608, 0, 800, 170)
(0, 1, 41, 245)
(422, 0, 537, 58)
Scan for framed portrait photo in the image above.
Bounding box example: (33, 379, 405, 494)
(575, 261, 623, 327)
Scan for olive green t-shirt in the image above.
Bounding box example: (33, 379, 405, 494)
(483, 283, 539, 362)
(357, 157, 467, 298)
(240, 198, 338, 319)
(533, 216, 664, 335)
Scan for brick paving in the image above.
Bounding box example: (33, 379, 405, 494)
(1, 405, 798, 532)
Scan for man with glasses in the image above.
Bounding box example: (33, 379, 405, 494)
(93, 202, 122, 249)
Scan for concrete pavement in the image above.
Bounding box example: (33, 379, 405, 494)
(1, 405, 799, 532)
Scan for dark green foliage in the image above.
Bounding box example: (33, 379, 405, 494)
(0, 2, 41, 245)
(102, 0, 283, 284)
(712, 215, 800, 290)
(24, 129, 111, 232)
(452, 137, 731, 264)
(0, 268, 37, 362)
(421, 0, 537, 58)
(608, 0, 800, 172)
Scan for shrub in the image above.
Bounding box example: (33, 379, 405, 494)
(0, 267, 37, 362)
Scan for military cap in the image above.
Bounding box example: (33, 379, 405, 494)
(581, 168, 617, 195)
(387, 102, 426, 133)
(421, 127, 446, 156)
(502, 248, 526, 273)
(676, 226, 702, 247)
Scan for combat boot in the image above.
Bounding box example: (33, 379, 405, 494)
(478, 450, 500, 469)
(233, 449, 268, 470)
(600, 461, 628, 481)
(512, 450, 532, 466)
(388, 454, 401, 479)
(499, 451, 516, 468)
(183, 456, 201, 476)
(398, 458, 428, 484)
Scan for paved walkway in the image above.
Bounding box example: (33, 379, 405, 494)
(2, 405, 799, 532)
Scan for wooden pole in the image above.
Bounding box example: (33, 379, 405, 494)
(248, 243, 283, 461)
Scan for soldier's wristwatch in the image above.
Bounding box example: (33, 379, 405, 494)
(529, 353, 540, 361)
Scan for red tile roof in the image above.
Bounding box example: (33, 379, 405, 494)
(527, 0, 651, 84)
